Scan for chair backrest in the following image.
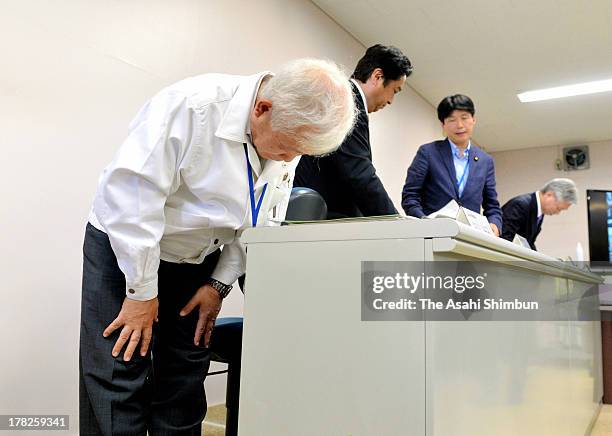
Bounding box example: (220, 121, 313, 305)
(285, 187, 327, 221)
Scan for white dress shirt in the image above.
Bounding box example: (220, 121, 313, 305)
(535, 191, 542, 217)
(350, 78, 368, 118)
(89, 72, 298, 301)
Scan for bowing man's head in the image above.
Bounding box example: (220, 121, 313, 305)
(352, 44, 413, 113)
(250, 59, 357, 162)
(539, 178, 577, 215)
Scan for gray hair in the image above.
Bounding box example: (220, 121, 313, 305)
(541, 178, 578, 204)
(260, 58, 357, 156)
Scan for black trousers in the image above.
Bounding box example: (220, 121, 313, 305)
(80, 223, 220, 436)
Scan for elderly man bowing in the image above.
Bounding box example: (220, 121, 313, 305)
(79, 59, 356, 436)
(501, 178, 577, 250)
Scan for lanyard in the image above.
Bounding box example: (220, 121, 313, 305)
(456, 150, 470, 195)
(244, 143, 268, 227)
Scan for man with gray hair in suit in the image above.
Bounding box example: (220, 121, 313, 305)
(501, 178, 577, 250)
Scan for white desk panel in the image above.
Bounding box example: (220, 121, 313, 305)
(239, 219, 602, 436)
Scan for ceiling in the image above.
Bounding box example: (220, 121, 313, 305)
(313, 0, 612, 151)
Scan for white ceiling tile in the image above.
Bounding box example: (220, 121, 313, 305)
(313, 0, 612, 151)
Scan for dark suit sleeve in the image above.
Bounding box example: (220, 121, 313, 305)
(327, 117, 398, 216)
(500, 200, 525, 242)
(401, 145, 429, 218)
(482, 158, 503, 231)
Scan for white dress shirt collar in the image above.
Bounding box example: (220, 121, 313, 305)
(350, 78, 368, 118)
(215, 72, 272, 178)
(215, 71, 295, 188)
(535, 191, 542, 217)
(215, 72, 272, 143)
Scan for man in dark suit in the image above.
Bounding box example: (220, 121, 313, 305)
(294, 44, 413, 218)
(402, 94, 502, 235)
(501, 178, 577, 250)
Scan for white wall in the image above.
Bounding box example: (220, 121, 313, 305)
(492, 140, 612, 259)
(372, 89, 441, 211)
(0, 0, 439, 429)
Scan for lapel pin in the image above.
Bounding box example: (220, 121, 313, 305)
(474, 156, 479, 161)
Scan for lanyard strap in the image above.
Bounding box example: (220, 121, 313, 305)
(456, 151, 470, 194)
(244, 143, 268, 227)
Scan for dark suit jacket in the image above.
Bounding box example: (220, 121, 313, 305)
(293, 82, 397, 218)
(501, 192, 542, 250)
(401, 139, 503, 230)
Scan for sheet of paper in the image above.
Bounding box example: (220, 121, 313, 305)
(459, 207, 494, 235)
(427, 199, 460, 219)
(512, 233, 531, 249)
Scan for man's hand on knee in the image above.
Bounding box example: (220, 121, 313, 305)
(179, 285, 222, 347)
(102, 297, 159, 361)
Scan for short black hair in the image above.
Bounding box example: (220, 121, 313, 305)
(437, 94, 475, 122)
(352, 44, 413, 86)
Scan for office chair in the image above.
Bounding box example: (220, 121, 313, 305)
(208, 187, 327, 436)
(284, 186, 328, 221)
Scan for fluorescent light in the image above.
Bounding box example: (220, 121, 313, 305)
(517, 78, 612, 102)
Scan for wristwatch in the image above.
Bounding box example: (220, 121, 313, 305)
(207, 278, 233, 299)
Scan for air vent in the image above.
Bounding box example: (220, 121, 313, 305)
(563, 145, 589, 171)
